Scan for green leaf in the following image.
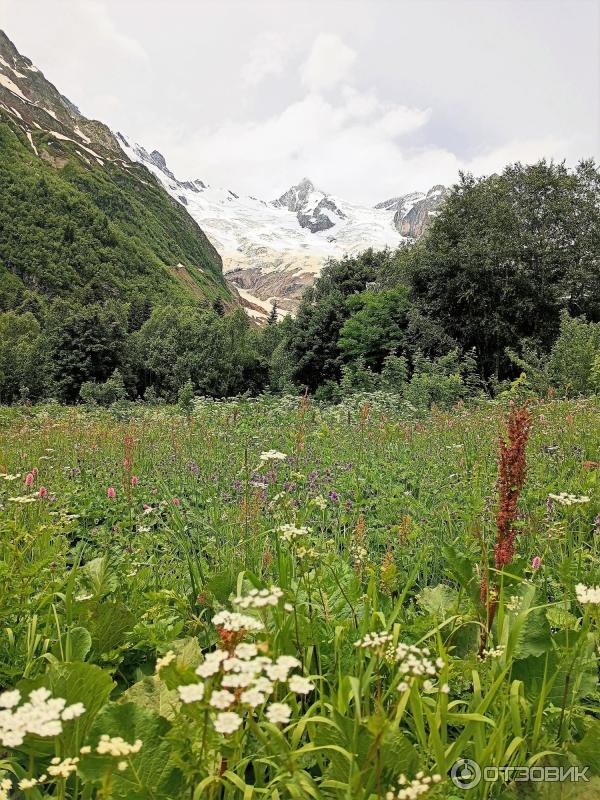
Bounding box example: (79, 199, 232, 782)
(18, 662, 115, 756)
(120, 677, 180, 720)
(80, 702, 184, 799)
(571, 720, 600, 775)
(63, 626, 92, 662)
(89, 601, 136, 656)
(417, 584, 459, 619)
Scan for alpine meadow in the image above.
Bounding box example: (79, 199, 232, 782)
(0, 3, 600, 799)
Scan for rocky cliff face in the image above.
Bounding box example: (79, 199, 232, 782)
(377, 185, 450, 238)
(0, 30, 124, 160)
(273, 178, 346, 233)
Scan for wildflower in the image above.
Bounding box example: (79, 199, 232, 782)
(391, 643, 444, 686)
(79, 746, 91, 754)
(479, 646, 505, 659)
(240, 688, 266, 708)
(278, 523, 310, 542)
(495, 404, 532, 569)
(575, 583, 600, 605)
(288, 675, 314, 694)
(506, 595, 521, 612)
(531, 556, 541, 570)
(130, 475, 139, 487)
(0, 690, 20, 709)
(19, 777, 38, 789)
(354, 632, 392, 652)
(265, 702, 291, 725)
(172, 497, 181, 506)
(209, 690, 235, 709)
(39, 486, 48, 498)
(155, 651, 176, 672)
(96, 734, 142, 756)
(107, 487, 116, 499)
(0, 688, 85, 747)
(214, 711, 242, 735)
(177, 683, 205, 704)
(212, 611, 264, 633)
(118, 761, 128, 771)
(24, 472, 34, 486)
(235, 643, 258, 660)
(61, 702, 85, 720)
(386, 772, 442, 799)
(31, 467, 38, 477)
(234, 586, 284, 609)
(313, 495, 327, 510)
(196, 650, 228, 678)
(548, 492, 590, 506)
(48, 756, 79, 779)
(397, 681, 410, 693)
(259, 450, 287, 462)
(440, 683, 450, 694)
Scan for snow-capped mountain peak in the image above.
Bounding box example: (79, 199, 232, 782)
(115, 132, 447, 320)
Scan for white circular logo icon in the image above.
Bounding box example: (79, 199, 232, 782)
(450, 758, 482, 789)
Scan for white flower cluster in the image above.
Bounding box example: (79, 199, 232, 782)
(386, 772, 443, 800)
(506, 595, 522, 612)
(279, 524, 310, 542)
(0, 778, 12, 799)
(479, 645, 505, 660)
(389, 644, 445, 694)
(354, 632, 393, 652)
(313, 495, 328, 510)
(212, 610, 264, 632)
(234, 586, 284, 609)
(576, 583, 600, 605)
(179, 642, 314, 735)
(548, 492, 591, 506)
(96, 734, 142, 757)
(48, 756, 79, 779)
(259, 450, 287, 462)
(0, 688, 85, 747)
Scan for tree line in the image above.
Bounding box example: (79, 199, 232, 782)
(2, 159, 600, 406)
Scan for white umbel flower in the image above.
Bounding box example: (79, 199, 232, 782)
(178, 683, 205, 704)
(214, 711, 242, 735)
(576, 583, 600, 604)
(209, 690, 235, 710)
(288, 675, 315, 694)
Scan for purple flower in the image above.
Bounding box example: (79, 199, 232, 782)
(328, 491, 340, 503)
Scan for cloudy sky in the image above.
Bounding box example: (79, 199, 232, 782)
(1, 0, 599, 202)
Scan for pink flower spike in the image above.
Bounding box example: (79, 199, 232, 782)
(531, 556, 541, 570)
(172, 497, 181, 506)
(107, 487, 116, 499)
(143, 503, 151, 510)
(39, 486, 48, 499)
(25, 472, 34, 487)
(130, 475, 139, 487)
(32, 467, 38, 477)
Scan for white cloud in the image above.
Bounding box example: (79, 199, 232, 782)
(241, 32, 290, 86)
(79, 1, 148, 61)
(301, 33, 356, 91)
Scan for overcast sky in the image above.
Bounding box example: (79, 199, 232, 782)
(1, 0, 599, 202)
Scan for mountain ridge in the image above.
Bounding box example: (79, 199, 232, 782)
(0, 29, 232, 313)
(116, 136, 449, 319)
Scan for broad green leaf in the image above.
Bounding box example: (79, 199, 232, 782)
(80, 701, 184, 799)
(120, 676, 180, 720)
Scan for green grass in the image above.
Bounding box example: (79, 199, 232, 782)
(0, 396, 598, 799)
